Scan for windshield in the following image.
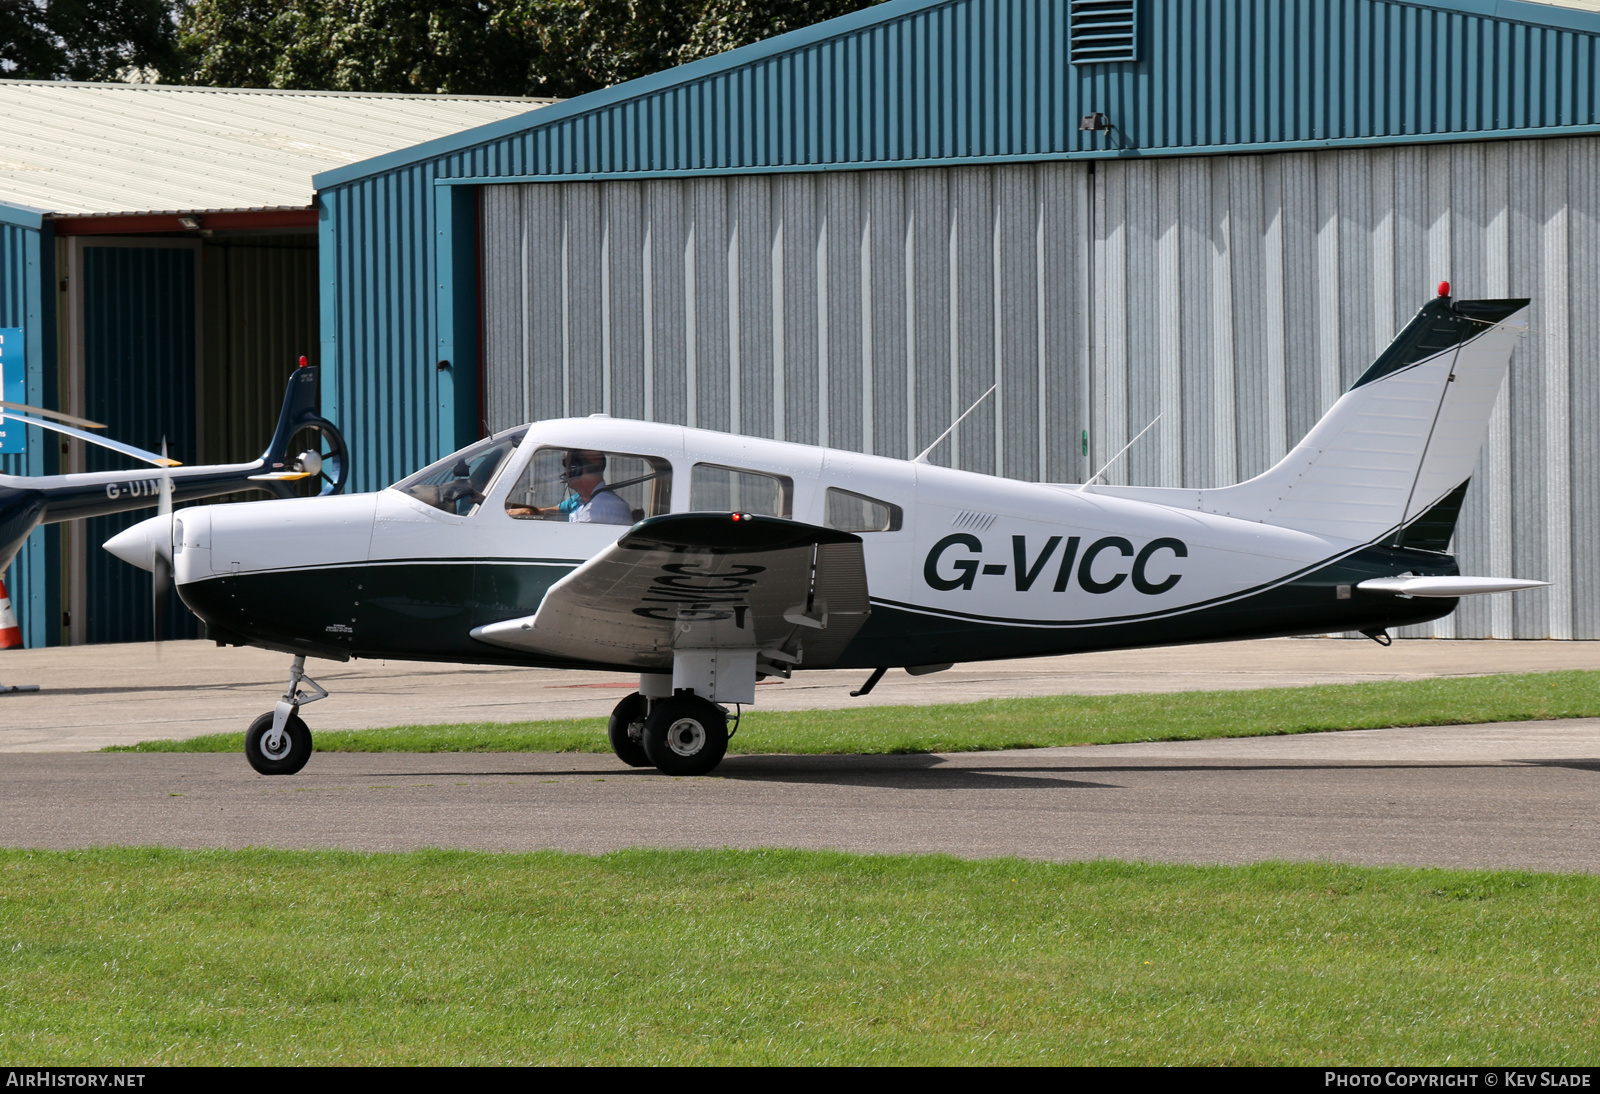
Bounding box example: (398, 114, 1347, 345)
(393, 428, 527, 516)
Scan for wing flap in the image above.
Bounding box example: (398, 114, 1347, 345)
(471, 514, 870, 670)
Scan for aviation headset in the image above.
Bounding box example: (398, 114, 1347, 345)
(563, 451, 607, 479)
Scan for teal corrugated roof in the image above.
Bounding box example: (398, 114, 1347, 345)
(316, 0, 1600, 189)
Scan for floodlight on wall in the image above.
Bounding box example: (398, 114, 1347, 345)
(1079, 113, 1110, 132)
(178, 216, 201, 230)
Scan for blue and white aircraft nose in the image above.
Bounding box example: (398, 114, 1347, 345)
(103, 513, 172, 573)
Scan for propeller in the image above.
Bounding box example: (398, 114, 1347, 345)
(247, 423, 346, 496)
(151, 439, 173, 647)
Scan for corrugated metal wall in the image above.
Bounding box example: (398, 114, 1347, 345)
(0, 220, 52, 647)
(482, 135, 1596, 639)
(481, 165, 1091, 480)
(1089, 137, 1600, 639)
(320, 168, 446, 491)
(320, 0, 1600, 495)
(199, 236, 320, 466)
(80, 245, 198, 644)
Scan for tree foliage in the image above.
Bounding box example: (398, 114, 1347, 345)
(175, 0, 888, 98)
(1, 0, 181, 82)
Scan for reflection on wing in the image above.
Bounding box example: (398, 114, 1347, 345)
(470, 513, 871, 671)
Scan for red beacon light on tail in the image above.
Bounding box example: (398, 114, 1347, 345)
(298, 355, 309, 369)
(1437, 280, 1451, 298)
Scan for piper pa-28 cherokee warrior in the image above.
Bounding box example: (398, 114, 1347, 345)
(107, 285, 1547, 778)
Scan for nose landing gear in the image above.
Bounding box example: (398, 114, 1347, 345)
(244, 655, 326, 775)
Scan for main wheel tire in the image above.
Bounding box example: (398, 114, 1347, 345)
(607, 693, 651, 767)
(244, 711, 313, 776)
(642, 696, 729, 776)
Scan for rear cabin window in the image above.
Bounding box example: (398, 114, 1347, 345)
(504, 447, 671, 526)
(394, 429, 525, 516)
(824, 487, 903, 532)
(689, 464, 793, 518)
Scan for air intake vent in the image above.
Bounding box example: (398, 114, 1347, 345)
(1070, 0, 1138, 65)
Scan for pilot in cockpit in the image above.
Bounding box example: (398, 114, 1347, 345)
(507, 449, 635, 525)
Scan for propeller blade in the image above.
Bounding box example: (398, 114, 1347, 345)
(152, 439, 173, 646)
(0, 411, 180, 467)
(151, 548, 171, 645)
(0, 400, 106, 429)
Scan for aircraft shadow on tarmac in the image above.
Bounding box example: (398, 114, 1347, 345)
(713, 754, 1120, 790)
(346, 754, 1574, 790)
(351, 754, 1120, 790)
(1512, 759, 1600, 772)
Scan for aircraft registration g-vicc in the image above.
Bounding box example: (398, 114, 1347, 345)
(106, 286, 1547, 778)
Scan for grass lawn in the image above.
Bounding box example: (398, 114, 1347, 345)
(2, 848, 1597, 1065)
(109, 670, 1600, 756)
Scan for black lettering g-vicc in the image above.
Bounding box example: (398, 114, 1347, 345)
(924, 533, 982, 591)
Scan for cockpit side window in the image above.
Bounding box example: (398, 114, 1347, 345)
(689, 463, 793, 518)
(824, 487, 903, 532)
(393, 429, 526, 516)
(504, 447, 672, 525)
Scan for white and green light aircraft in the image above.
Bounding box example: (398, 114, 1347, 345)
(106, 287, 1547, 778)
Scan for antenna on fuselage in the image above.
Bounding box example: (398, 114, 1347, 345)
(912, 385, 997, 464)
(1077, 413, 1161, 492)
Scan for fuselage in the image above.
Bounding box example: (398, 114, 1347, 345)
(130, 416, 1456, 670)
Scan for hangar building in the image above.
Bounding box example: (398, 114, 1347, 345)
(312, 0, 1600, 642)
(0, 82, 547, 645)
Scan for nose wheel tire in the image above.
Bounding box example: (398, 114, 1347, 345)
(607, 693, 651, 768)
(244, 711, 313, 775)
(642, 696, 729, 776)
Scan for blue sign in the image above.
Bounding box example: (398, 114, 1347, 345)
(0, 328, 22, 455)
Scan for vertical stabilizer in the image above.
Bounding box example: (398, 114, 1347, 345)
(1097, 295, 1528, 545)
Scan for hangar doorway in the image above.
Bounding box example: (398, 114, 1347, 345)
(62, 230, 318, 645)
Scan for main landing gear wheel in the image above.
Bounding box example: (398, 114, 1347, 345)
(642, 696, 729, 777)
(607, 693, 651, 768)
(244, 711, 313, 775)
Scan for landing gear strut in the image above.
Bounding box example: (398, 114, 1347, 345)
(244, 655, 325, 775)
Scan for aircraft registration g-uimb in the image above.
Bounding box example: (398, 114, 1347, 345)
(107, 286, 1547, 778)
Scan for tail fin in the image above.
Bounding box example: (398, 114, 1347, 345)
(259, 363, 349, 497)
(1119, 294, 1528, 544)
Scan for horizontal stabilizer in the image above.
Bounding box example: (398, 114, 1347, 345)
(1356, 576, 1550, 598)
(471, 513, 871, 670)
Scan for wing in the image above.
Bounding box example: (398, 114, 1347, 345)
(470, 513, 870, 671)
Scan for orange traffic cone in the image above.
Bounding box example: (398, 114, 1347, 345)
(0, 578, 22, 650)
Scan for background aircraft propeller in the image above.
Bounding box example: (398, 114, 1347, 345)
(151, 439, 174, 645)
